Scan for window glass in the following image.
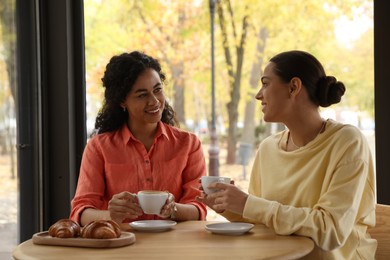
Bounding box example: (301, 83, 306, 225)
(0, 0, 18, 258)
(84, 0, 374, 220)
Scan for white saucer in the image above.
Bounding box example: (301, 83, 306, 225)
(205, 222, 254, 235)
(129, 220, 177, 232)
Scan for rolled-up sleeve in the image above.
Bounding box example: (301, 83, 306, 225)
(70, 139, 106, 223)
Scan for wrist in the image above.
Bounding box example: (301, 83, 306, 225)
(170, 203, 178, 220)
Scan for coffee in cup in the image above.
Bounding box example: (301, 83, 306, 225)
(137, 190, 168, 215)
(201, 176, 231, 195)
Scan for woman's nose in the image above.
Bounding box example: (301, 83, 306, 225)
(148, 94, 159, 105)
(255, 88, 263, 100)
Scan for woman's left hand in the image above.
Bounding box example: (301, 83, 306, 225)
(158, 192, 176, 219)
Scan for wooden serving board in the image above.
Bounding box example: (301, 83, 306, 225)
(32, 231, 136, 248)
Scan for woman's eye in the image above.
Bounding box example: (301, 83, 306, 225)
(137, 93, 147, 98)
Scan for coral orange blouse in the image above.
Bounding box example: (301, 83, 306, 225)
(70, 122, 207, 222)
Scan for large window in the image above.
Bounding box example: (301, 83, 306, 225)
(84, 0, 374, 148)
(0, 0, 17, 258)
(83, 0, 374, 221)
(7, 0, 390, 254)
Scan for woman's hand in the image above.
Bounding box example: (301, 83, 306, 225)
(196, 180, 223, 213)
(108, 191, 143, 225)
(196, 192, 225, 213)
(158, 192, 176, 219)
(197, 182, 248, 215)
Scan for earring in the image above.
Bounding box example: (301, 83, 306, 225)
(122, 107, 126, 112)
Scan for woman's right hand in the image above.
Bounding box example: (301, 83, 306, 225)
(108, 191, 143, 225)
(196, 192, 226, 213)
(196, 178, 236, 214)
(196, 181, 226, 213)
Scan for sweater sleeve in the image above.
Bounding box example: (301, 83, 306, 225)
(243, 158, 373, 251)
(242, 126, 376, 251)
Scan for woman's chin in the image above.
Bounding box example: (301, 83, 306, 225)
(145, 113, 162, 123)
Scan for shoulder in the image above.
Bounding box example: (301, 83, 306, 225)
(87, 129, 122, 149)
(90, 130, 118, 142)
(326, 119, 365, 142)
(162, 123, 200, 142)
(324, 119, 372, 160)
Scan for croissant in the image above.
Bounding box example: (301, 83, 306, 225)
(48, 219, 81, 238)
(81, 220, 121, 239)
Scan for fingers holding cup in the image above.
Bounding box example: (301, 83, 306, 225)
(108, 191, 142, 223)
(159, 192, 175, 218)
(200, 176, 231, 195)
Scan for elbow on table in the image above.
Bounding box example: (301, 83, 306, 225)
(313, 230, 348, 251)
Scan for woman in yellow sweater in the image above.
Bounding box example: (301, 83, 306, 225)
(198, 50, 376, 259)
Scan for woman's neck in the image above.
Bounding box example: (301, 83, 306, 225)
(285, 115, 326, 149)
(127, 121, 158, 149)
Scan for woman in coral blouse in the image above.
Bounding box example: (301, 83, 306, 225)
(70, 51, 207, 228)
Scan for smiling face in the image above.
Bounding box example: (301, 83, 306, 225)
(122, 68, 165, 130)
(255, 62, 291, 122)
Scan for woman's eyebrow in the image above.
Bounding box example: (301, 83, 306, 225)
(153, 82, 162, 88)
(134, 83, 162, 93)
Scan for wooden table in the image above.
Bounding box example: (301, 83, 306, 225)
(13, 221, 314, 260)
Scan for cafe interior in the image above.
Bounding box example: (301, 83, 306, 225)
(11, 0, 390, 258)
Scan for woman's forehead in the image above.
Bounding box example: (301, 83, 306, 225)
(262, 62, 277, 78)
(132, 69, 160, 87)
(264, 62, 275, 73)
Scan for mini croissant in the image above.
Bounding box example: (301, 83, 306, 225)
(48, 219, 81, 238)
(81, 220, 121, 239)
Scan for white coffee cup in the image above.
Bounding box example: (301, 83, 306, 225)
(137, 190, 169, 214)
(201, 176, 231, 195)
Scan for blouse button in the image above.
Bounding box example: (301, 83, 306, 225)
(145, 160, 149, 164)
(146, 178, 152, 182)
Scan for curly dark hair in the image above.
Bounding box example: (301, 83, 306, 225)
(270, 50, 346, 107)
(92, 51, 178, 136)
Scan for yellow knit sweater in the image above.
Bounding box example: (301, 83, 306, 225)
(222, 119, 376, 259)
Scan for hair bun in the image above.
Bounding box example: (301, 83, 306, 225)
(316, 76, 346, 107)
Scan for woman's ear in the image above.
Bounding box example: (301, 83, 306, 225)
(289, 77, 302, 94)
